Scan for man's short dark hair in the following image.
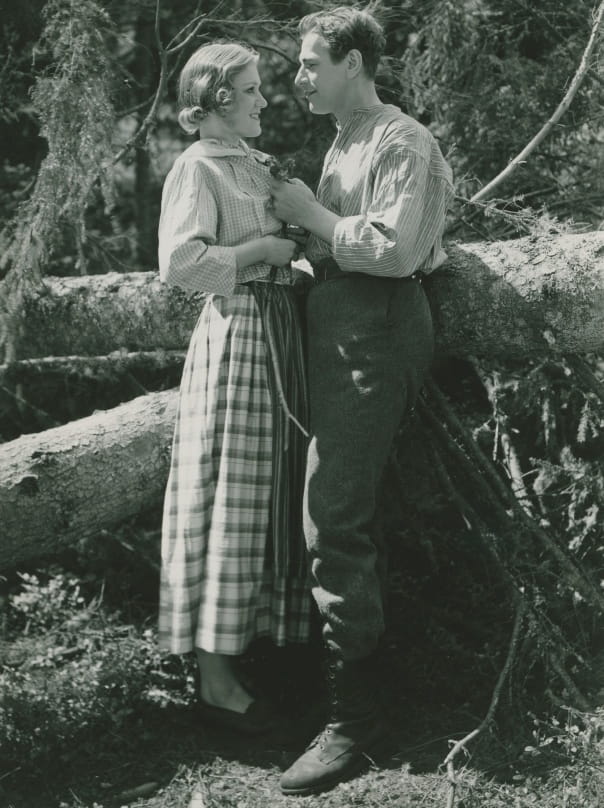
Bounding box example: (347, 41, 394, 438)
(298, 6, 386, 79)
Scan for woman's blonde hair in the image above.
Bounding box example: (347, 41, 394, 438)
(177, 42, 259, 134)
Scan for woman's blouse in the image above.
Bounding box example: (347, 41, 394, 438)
(305, 104, 454, 278)
(158, 139, 289, 296)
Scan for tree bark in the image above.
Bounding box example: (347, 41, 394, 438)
(14, 232, 604, 360)
(0, 390, 177, 568)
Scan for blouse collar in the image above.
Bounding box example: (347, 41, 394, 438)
(194, 137, 251, 157)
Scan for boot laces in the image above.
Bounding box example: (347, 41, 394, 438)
(326, 660, 370, 721)
(307, 723, 336, 752)
(326, 665, 339, 721)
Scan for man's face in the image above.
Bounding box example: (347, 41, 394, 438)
(295, 32, 348, 117)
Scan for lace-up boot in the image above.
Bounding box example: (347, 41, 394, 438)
(279, 652, 387, 796)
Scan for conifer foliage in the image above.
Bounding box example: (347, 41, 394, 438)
(1, 0, 118, 361)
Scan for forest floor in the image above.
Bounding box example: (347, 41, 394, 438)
(1, 534, 603, 808)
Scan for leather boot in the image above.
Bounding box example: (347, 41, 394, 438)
(279, 652, 388, 796)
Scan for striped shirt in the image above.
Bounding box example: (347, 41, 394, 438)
(158, 139, 293, 296)
(305, 104, 454, 277)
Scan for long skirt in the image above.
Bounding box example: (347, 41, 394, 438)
(158, 283, 311, 655)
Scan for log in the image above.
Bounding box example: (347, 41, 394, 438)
(425, 231, 604, 358)
(13, 232, 604, 361)
(0, 390, 177, 568)
(0, 350, 186, 440)
(0, 350, 187, 388)
(2, 230, 603, 568)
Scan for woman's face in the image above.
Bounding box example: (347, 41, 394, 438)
(221, 62, 268, 139)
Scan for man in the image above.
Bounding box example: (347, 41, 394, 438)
(270, 6, 454, 797)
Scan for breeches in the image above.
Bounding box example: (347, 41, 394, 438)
(303, 273, 434, 659)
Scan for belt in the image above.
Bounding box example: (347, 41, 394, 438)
(310, 257, 423, 284)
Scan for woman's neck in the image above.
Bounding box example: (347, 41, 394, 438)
(198, 119, 240, 148)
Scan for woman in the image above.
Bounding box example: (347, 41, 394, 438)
(158, 42, 311, 734)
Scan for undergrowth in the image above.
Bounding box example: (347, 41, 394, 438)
(0, 356, 603, 807)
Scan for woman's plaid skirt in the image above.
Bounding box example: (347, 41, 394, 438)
(159, 283, 311, 655)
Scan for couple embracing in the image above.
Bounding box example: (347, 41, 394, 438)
(157, 5, 453, 797)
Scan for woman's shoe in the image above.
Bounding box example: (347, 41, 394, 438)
(197, 696, 280, 735)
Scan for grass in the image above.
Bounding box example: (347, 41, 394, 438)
(1, 534, 603, 808)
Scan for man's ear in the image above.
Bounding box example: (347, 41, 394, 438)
(346, 49, 364, 78)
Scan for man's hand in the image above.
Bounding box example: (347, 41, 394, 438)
(269, 178, 318, 228)
(270, 178, 342, 244)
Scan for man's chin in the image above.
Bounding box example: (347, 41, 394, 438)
(307, 99, 327, 115)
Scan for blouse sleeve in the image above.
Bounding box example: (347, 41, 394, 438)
(158, 158, 238, 296)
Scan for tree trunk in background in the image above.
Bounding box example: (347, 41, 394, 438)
(133, 10, 156, 267)
(0, 390, 177, 568)
(13, 232, 604, 360)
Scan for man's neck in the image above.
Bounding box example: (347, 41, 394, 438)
(333, 82, 382, 123)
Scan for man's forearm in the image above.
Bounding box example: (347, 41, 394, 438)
(300, 202, 341, 245)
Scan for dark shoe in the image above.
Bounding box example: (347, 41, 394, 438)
(280, 710, 387, 795)
(197, 696, 279, 735)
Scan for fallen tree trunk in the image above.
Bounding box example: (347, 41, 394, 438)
(0, 390, 177, 568)
(14, 232, 604, 360)
(0, 350, 187, 388)
(0, 350, 186, 439)
(2, 231, 603, 568)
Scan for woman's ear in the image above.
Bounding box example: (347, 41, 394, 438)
(346, 49, 364, 78)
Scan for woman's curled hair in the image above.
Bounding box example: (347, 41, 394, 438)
(177, 42, 259, 134)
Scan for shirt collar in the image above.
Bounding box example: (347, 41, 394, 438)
(194, 138, 251, 157)
(336, 103, 386, 129)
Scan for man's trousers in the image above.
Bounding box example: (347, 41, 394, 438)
(303, 272, 434, 660)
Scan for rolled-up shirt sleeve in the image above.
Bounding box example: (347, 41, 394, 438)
(158, 160, 237, 296)
(332, 146, 449, 278)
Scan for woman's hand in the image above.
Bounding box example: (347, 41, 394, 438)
(262, 235, 299, 266)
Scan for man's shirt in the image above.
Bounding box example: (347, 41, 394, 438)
(305, 104, 454, 277)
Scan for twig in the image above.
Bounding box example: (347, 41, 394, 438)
(415, 394, 594, 761)
(246, 40, 299, 65)
(0, 382, 60, 426)
(0, 766, 21, 783)
(568, 356, 604, 405)
(471, 1, 604, 202)
(111, 4, 170, 165)
(418, 397, 515, 531)
(479, 369, 536, 516)
(442, 599, 527, 808)
(546, 647, 592, 713)
(424, 377, 516, 510)
(166, 8, 213, 54)
(426, 374, 604, 611)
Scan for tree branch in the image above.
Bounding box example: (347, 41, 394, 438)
(471, 1, 604, 202)
(442, 600, 527, 808)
